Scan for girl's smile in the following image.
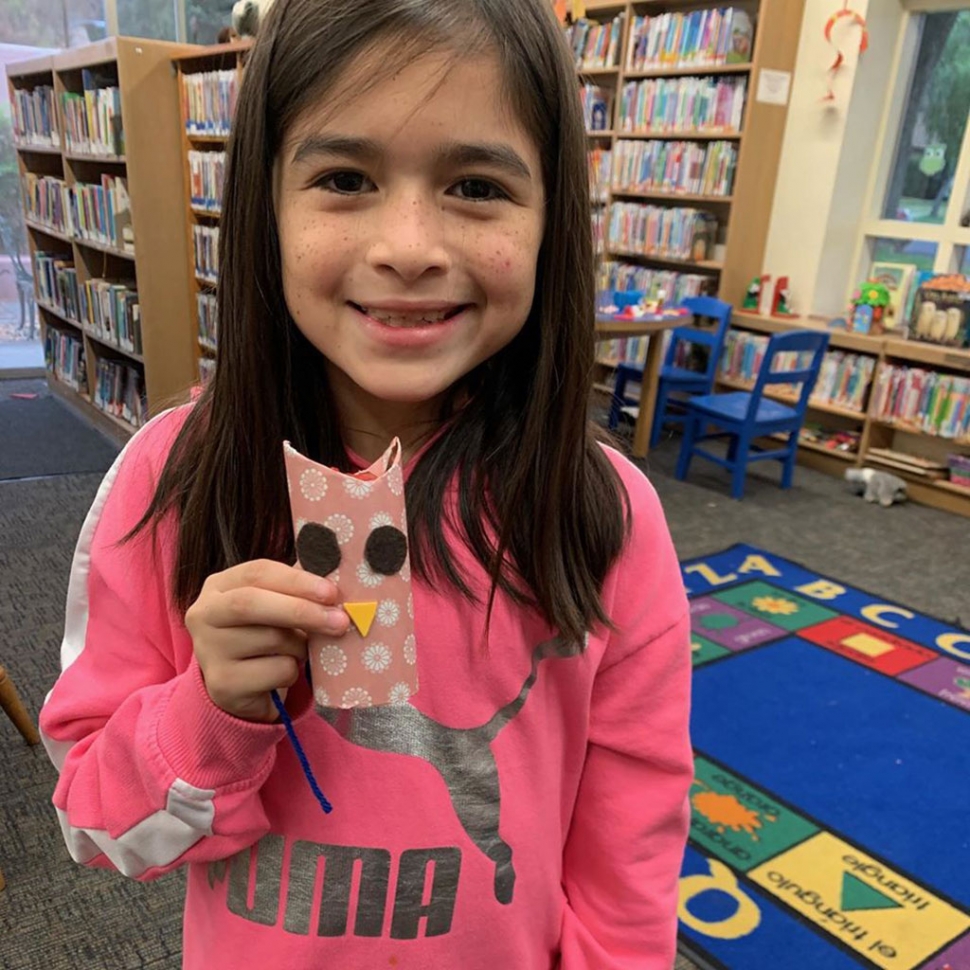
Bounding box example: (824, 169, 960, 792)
(274, 48, 545, 452)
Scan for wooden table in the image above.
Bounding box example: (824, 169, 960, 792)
(595, 313, 689, 458)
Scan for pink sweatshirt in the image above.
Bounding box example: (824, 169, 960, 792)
(40, 406, 692, 969)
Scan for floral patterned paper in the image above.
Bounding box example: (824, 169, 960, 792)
(283, 439, 418, 709)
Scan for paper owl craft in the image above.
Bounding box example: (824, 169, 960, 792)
(283, 439, 418, 710)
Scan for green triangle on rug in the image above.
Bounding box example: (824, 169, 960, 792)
(840, 872, 901, 912)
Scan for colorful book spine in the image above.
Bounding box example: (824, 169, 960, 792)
(581, 84, 612, 131)
(618, 75, 747, 134)
(612, 139, 736, 196)
(627, 9, 754, 71)
(188, 150, 226, 212)
(565, 14, 625, 70)
(197, 292, 218, 351)
(607, 202, 718, 262)
(20, 174, 72, 234)
(193, 225, 220, 282)
(33, 252, 79, 321)
(93, 358, 146, 428)
(871, 365, 970, 441)
(588, 147, 613, 203)
(44, 327, 86, 392)
(183, 70, 238, 136)
(12, 85, 59, 147)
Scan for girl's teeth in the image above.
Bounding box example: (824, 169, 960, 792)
(359, 306, 455, 326)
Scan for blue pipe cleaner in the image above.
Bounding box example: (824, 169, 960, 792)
(270, 689, 333, 814)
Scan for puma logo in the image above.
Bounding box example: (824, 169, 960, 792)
(319, 635, 582, 905)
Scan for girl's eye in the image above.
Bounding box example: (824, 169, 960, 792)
(316, 171, 372, 194)
(451, 178, 507, 202)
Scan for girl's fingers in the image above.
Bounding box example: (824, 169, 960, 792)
(213, 626, 308, 662)
(210, 558, 339, 605)
(206, 585, 349, 636)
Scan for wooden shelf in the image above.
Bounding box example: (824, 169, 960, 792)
(8, 35, 203, 421)
(46, 373, 133, 445)
(14, 140, 61, 154)
(64, 151, 127, 164)
(191, 205, 221, 218)
(36, 300, 82, 331)
(85, 329, 145, 365)
(615, 129, 743, 141)
(624, 63, 752, 80)
(25, 218, 73, 244)
(186, 131, 230, 144)
(731, 311, 883, 355)
(579, 66, 621, 77)
(717, 376, 867, 421)
(882, 338, 970, 374)
(587, 129, 615, 138)
(610, 249, 722, 271)
(73, 236, 136, 260)
(612, 188, 733, 205)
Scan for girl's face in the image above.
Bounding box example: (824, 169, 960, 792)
(275, 49, 546, 415)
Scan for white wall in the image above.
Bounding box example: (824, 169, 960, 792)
(762, 0, 905, 317)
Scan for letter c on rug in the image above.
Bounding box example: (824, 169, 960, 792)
(860, 605, 914, 629)
(678, 858, 761, 940)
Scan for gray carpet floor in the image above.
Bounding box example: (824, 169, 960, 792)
(1, 387, 968, 969)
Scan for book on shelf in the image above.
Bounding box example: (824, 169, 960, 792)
(44, 327, 86, 392)
(199, 356, 216, 384)
(598, 262, 710, 306)
(70, 175, 134, 253)
(613, 139, 737, 197)
(93, 357, 146, 428)
(718, 332, 874, 412)
(626, 8, 754, 72)
(193, 225, 220, 281)
(588, 146, 612, 203)
(80, 278, 141, 355)
(11, 84, 59, 147)
(870, 365, 970, 441)
(61, 70, 124, 156)
(188, 150, 226, 212)
(566, 14, 625, 70)
(608, 202, 719, 262)
(618, 75, 747, 134)
(581, 83, 612, 132)
(183, 69, 239, 136)
(197, 292, 218, 350)
(33, 252, 79, 322)
(21, 174, 71, 235)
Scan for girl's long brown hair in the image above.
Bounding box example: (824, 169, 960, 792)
(133, 0, 630, 644)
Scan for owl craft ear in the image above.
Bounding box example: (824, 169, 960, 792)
(364, 525, 408, 575)
(297, 523, 342, 577)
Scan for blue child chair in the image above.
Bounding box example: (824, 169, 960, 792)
(607, 296, 732, 440)
(674, 329, 830, 500)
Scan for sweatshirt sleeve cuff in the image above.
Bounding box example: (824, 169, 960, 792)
(154, 656, 312, 790)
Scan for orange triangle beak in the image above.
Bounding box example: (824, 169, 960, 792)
(344, 601, 378, 638)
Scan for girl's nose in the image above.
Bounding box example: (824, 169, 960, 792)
(366, 194, 452, 283)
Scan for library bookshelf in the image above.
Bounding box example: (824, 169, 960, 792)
(172, 40, 253, 382)
(729, 311, 970, 519)
(577, 0, 805, 304)
(7, 37, 201, 443)
(577, 0, 806, 434)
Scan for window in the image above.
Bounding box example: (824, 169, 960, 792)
(856, 6, 970, 289)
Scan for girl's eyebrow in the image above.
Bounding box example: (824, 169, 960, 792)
(291, 134, 533, 181)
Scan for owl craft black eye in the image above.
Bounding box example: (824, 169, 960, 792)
(364, 525, 408, 575)
(296, 523, 342, 577)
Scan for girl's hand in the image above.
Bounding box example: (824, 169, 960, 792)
(185, 559, 349, 723)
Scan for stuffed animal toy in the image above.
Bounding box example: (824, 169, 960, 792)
(231, 0, 275, 37)
(844, 467, 907, 507)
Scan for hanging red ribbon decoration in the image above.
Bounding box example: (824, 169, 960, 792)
(823, 2, 869, 101)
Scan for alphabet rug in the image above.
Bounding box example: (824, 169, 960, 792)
(677, 544, 970, 970)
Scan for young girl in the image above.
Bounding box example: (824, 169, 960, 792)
(40, 0, 693, 966)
